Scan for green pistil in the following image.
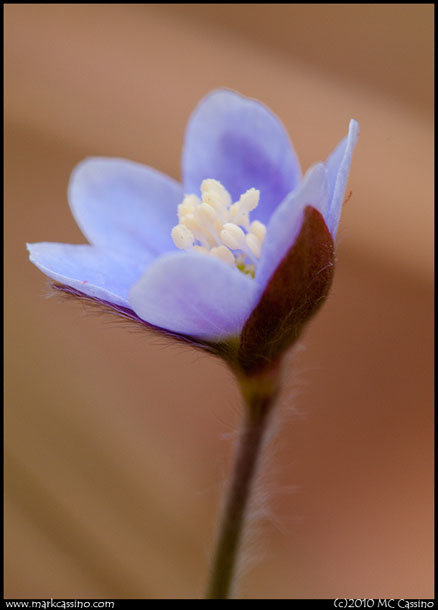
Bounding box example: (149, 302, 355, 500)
(236, 261, 256, 278)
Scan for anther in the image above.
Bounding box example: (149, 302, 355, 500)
(171, 224, 194, 250)
(197, 202, 217, 226)
(245, 233, 261, 259)
(201, 179, 231, 208)
(210, 245, 235, 266)
(178, 194, 199, 221)
(238, 188, 259, 213)
(220, 223, 246, 250)
(249, 220, 266, 243)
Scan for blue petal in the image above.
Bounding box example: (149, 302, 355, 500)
(69, 158, 183, 262)
(27, 242, 151, 307)
(324, 119, 359, 238)
(182, 89, 302, 225)
(255, 163, 330, 290)
(129, 251, 260, 339)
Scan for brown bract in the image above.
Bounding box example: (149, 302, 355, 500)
(238, 206, 335, 376)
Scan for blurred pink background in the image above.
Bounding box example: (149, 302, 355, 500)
(5, 4, 433, 599)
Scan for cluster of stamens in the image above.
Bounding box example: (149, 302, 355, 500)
(171, 179, 266, 276)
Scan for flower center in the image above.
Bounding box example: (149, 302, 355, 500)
(171, 179, 266, 277)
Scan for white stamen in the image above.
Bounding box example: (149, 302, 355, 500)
(220, 223, 246, 250)
(201, 179, 231, 208)
(245, 233, 262, 259)
(171, 179, 267, 277)
(178, 194, 199, 221)
(210, 245, 235, 266)
(180, 213, 198, 231)
(228, 203, 240, 222)
(180, 213, 212, 248)
(197, 202, 217, 225)
(193, 245, 209, 255)
(249, 220, 266, 243)
(237, 188, 259, 213)
(171, 224, 194, 250)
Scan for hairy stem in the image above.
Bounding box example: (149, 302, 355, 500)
(206, 377, 278, 599)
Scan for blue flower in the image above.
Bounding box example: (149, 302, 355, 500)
(28, 89, 358, 367)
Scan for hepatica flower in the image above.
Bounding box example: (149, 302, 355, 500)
(28, 89, 358, 376)
(27, 89, 358, 598)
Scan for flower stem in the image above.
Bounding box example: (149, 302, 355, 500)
(206, 376, 278, 599)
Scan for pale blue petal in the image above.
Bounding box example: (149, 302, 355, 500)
(129, 251, 260, 339)
(69, 158, 183, 262)
(325, 119, 359, 238)
(255, 163, 330, 290)
(182, 89, 302, 225)
(27, 242, 152, 307)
